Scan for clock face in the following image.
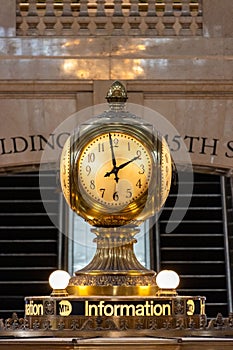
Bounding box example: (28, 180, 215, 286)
(77, 132, 153, 210)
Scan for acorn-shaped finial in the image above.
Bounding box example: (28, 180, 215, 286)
(106, 81, 128, 103)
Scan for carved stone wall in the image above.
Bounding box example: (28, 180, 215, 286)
(0, 0, 232, 175)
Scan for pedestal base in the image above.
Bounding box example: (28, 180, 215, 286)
(24, 295, 206, 333)
(68, 270, 158, 296)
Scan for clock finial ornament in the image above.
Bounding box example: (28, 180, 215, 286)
(106, 80, 128, 103)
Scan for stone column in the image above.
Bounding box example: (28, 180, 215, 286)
(0, 0, 16, 37)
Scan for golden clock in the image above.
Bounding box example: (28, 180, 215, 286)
(61, 124, 159, 227)
(60, 81, 172, 228)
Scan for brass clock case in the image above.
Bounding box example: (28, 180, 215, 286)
(60, 122, 171, 228)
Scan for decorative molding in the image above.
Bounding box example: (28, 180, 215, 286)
(16, 1, 202, 37)
(0, 81, 93, 99)
(127, 80, 233, 99)
(1, 312, 233, 335)
(0, 80, 233, 99)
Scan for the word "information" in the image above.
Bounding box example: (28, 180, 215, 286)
(85, 300, 171, 317)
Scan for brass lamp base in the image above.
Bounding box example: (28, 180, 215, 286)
(68, 272, 158, 297)
(50, 289, 69, 297)
(68, 226, 158, 296)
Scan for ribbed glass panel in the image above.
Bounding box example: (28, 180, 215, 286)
(156, 173, 228, 318)
(0, 171, 59, 319)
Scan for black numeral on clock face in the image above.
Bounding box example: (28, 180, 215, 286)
(86, 165, 91, 175)
(98, 143, 105, 152)
(126, 189, 132, 198)
(139, 164, 145, 174)
(113, 138, 119, 147)
(136, 179, 142, 188)
(136, 150, 142, 159)
(88, 153, 95, 162)
(90, 180, 95, 190)
(113, 192, 119, 201)
(100, 188, 105, 198)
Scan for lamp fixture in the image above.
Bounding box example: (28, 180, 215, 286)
(156, 269, 180, 296)
(49, 270, 70, 297)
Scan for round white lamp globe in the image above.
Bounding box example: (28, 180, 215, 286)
(156, 270, 180, 290)
(49, 270, 70, 290)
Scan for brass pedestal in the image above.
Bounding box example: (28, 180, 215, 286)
(68, 226, 158, 297)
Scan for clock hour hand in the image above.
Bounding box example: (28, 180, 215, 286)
(104, 156, 139, 183)
(117, 156, 139, 171)
(104, 167, 119, 183)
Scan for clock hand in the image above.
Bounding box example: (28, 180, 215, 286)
(105, 133, 120, 182)
(104, 156, 139, 182)
(108, 133, 117, 168)
(117, 156, 139, 171)
(104, 167, 119, 183)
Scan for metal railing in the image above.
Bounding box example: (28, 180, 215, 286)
(16, 0, 202, 36)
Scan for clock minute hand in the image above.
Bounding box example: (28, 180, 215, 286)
(108, 133, 117, 168)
